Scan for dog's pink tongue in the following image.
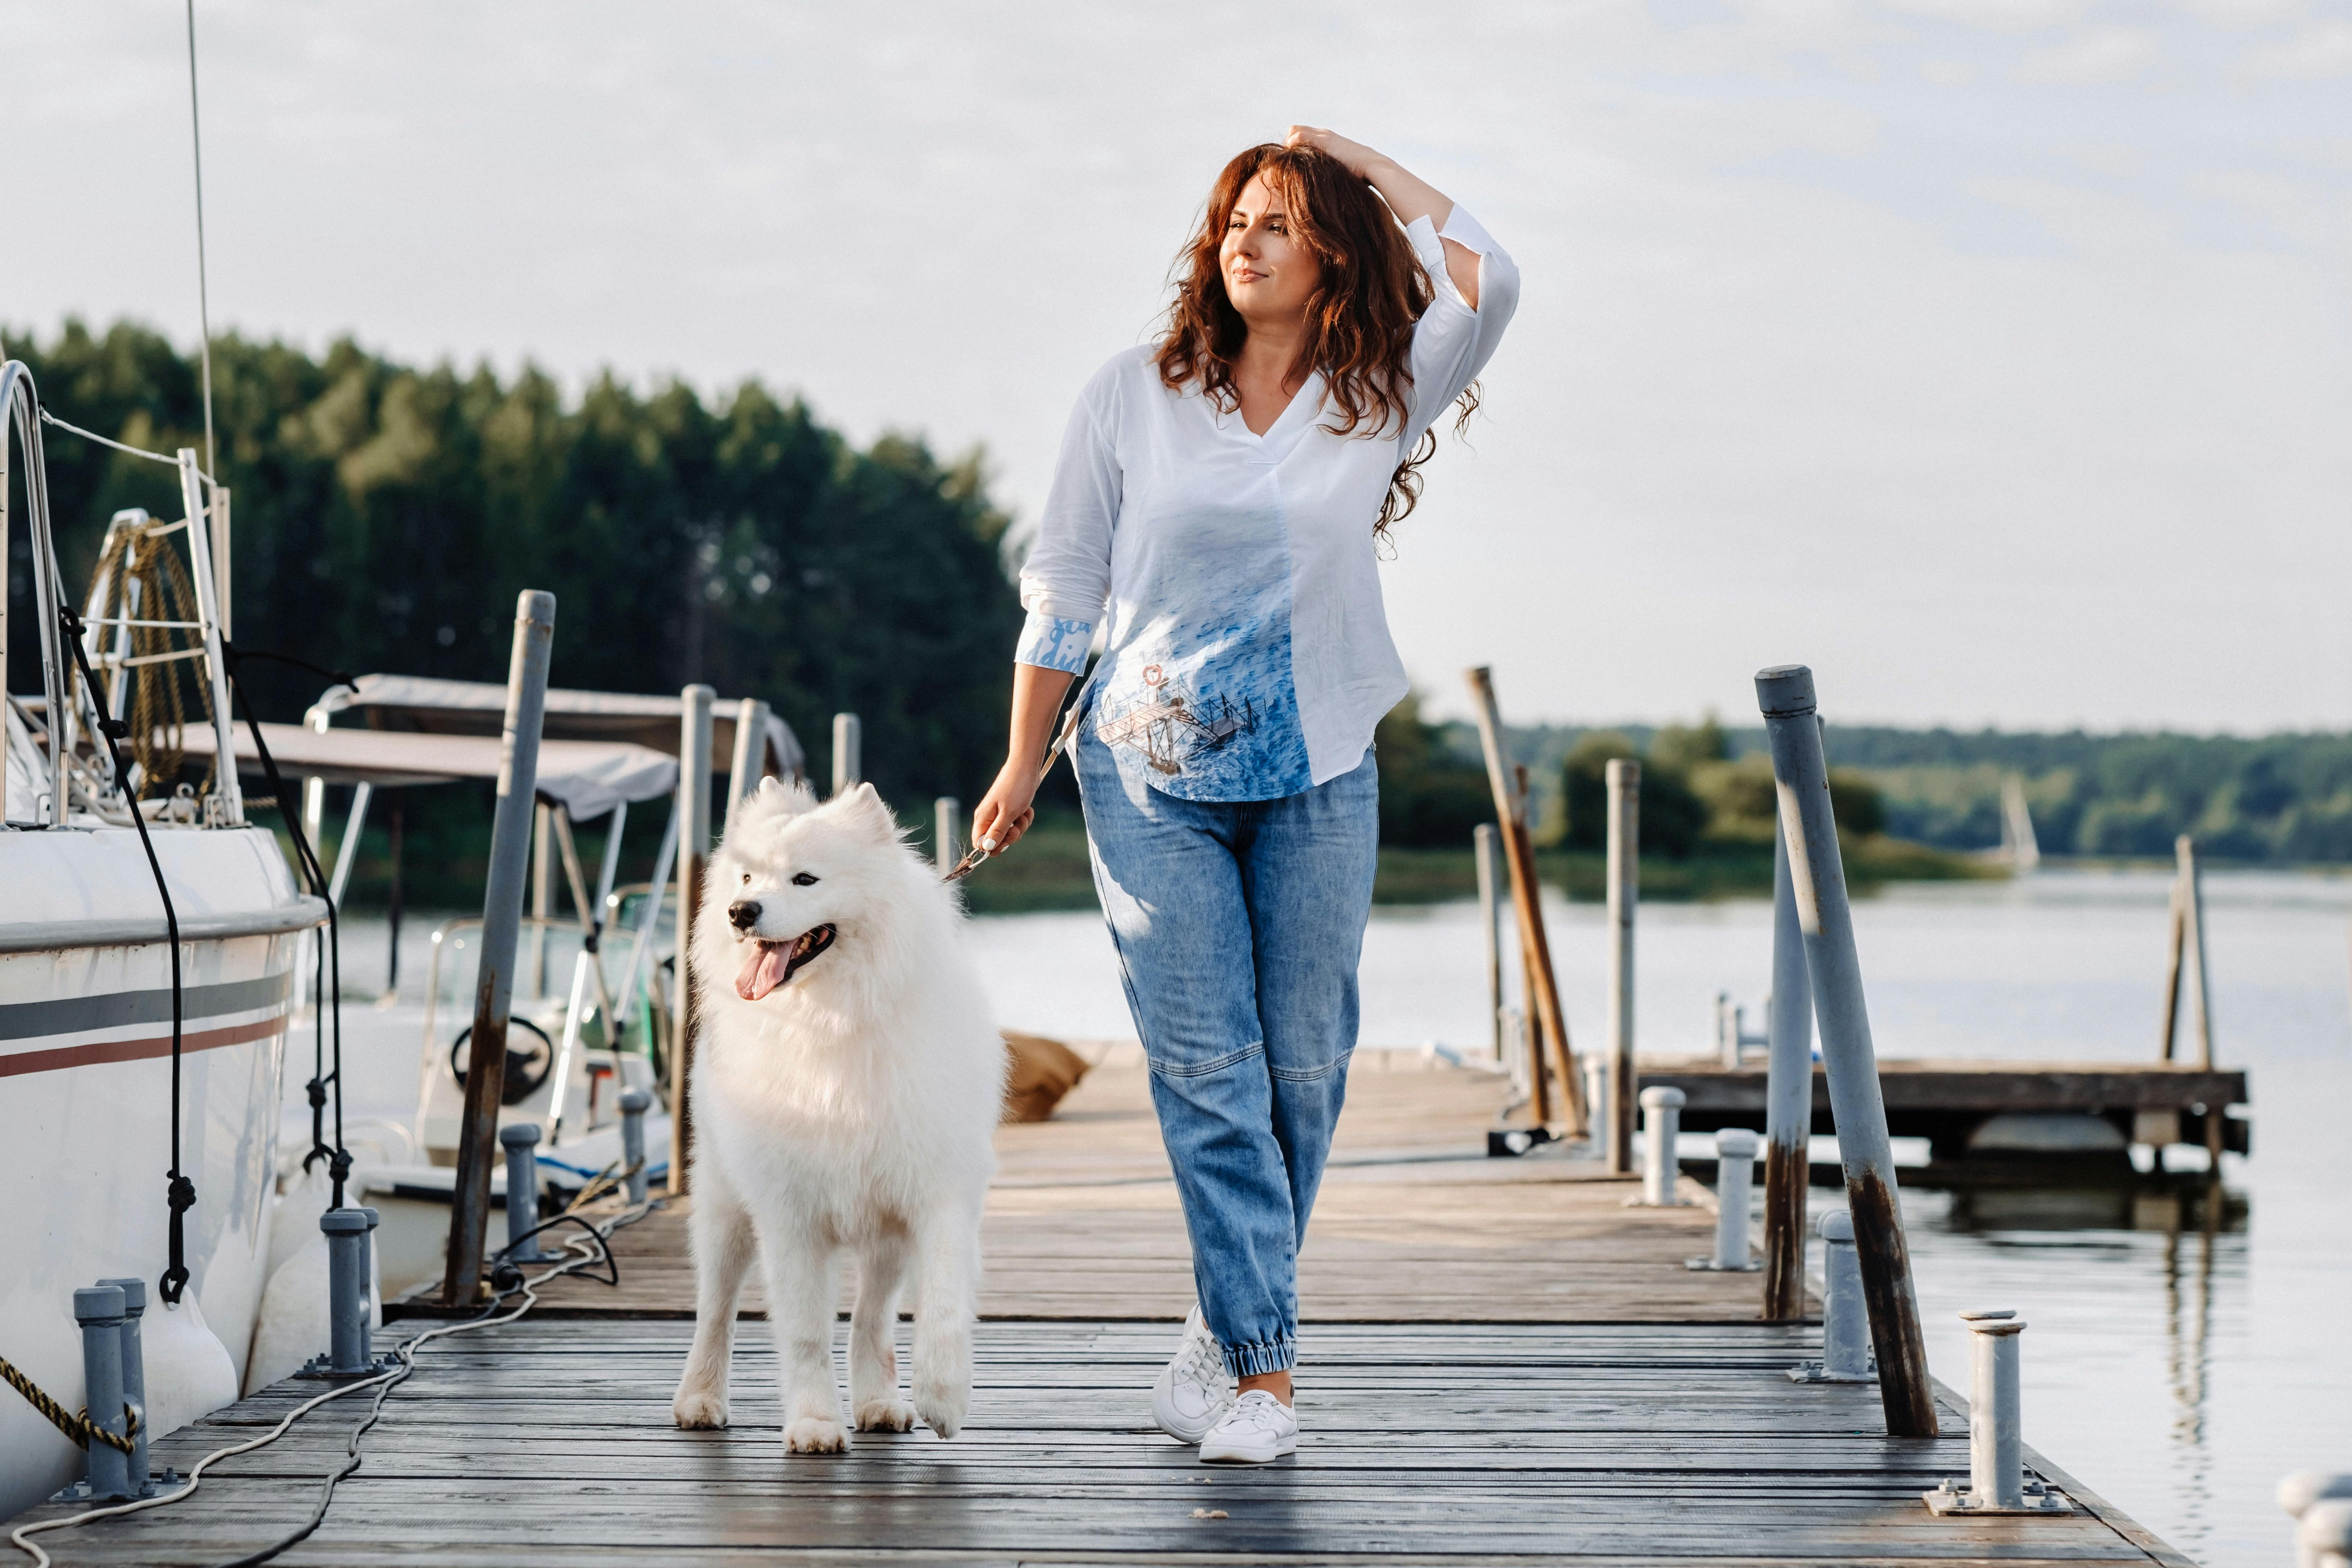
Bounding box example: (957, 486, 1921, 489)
(736, 943, 787, 1002)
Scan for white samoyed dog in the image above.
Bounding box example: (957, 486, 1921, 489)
(670, 777, 1004, 1453)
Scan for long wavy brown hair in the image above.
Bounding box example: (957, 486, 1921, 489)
(1156, 142, 1478, 539)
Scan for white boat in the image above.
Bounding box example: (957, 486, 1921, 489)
(2, 361, 326, 1517)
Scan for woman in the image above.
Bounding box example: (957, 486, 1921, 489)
(971, 126, 1518, 1463)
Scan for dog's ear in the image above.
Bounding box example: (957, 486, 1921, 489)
(839, 780, 897, 843)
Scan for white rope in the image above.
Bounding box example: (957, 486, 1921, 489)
(35, 410, 215, 487)
(6, 1208, 650, 1568)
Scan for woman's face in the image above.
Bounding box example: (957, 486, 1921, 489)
(1219, 171, 1322, 331)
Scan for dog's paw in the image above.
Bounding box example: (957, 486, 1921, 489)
(672, 1386, 730, 1430)
(855, 1397, 917, 1433)
(913, 1376, 969, 1440)
(783, 1414, 851, 1454)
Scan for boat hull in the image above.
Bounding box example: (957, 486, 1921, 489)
(0, 826, 320, 1517)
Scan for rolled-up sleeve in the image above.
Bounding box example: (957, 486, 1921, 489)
(1402, 206, 1521, 445)
(1014, 367, 1122, 672)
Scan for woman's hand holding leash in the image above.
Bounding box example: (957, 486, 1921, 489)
(970, 664, 1076, 864)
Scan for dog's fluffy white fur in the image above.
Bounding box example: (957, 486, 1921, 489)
(670, 777, 1003, 1453)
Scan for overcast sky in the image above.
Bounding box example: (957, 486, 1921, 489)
(5, 1, 2348, 732)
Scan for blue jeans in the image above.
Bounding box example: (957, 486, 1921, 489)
(1076, 733, 1380, 1376)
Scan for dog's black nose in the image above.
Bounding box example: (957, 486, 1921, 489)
(728, 899, 761, 931)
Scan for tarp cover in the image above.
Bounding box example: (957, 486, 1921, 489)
(176, 723, 679, 820)
(310, 674, 804, 778)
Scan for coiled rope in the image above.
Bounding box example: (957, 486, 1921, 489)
(0, 1356, 137, 1455)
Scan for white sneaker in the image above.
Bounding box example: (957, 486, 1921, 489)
(1198, 1388, 1299, 1463)
(1150, 1305, 1234, 1442)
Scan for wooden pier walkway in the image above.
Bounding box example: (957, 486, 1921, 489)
(8, 1052, 2192, 1566)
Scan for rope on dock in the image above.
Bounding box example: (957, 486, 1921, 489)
(0, 1353, 138, 1455)
(6, 1199, 658, 1568)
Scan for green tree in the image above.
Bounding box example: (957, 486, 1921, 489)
(3, 319, 1022, 825)
(1374, 693, 1494, 847)
(1561, 730, 1707, 858)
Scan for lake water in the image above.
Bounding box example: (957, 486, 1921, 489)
(963, 869, 2352, 1568)
(339, 869, 2349, 1566)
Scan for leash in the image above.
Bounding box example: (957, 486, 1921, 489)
(940, 673, 1094, 885)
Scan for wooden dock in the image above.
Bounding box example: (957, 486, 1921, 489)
(7, 1054, 2193, 1566)
(1640, 1055, 2250, 1160)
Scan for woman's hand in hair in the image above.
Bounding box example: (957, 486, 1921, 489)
(1285, 125, 1381, 179)
(1286, 126, 1475, 307)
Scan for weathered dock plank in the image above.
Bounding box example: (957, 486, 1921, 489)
(8, 1058, 2188, 1565)
(13, 1320, 2166, 1567)
(434, 1063, 1771, 1324)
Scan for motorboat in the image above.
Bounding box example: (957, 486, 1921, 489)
(1, 361, 325, 1517)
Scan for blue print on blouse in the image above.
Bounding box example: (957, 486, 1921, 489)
(1092, 582, 1312, 803)
(1016, 611, 1096, 674)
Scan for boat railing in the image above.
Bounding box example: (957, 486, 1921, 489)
(2, 361, 70, 827)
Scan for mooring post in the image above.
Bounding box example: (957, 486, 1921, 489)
(313, 1207, 382, 1373)
(72, 1285, 132, 1501)
(1762, 818, 1814, 1321)
(1606, 759, 1640, 1172)
(619, 1086, 652, 1205)
(1474, 823, 1505, 1065)
(1968, 1310, 2025, 1507)
(671, 685, 715, 1198)
(832, 712, 861, 795)
(1924, 1309, 2070, 1514)
(1755, 663, 1937, 1437)
(1789, 1209, 1875, 1383)
(441, 589, 555, 1306)
(2281, 1475, 2352, 1568)
(936, 796, 961, 875)
(1637, 1086, 1684, 1205)
(1712, 1129, 1758, 1269)
(501, 1125, 550, 1262)
(1582, 1053, 1606, 1132)
(92, 1277, 151, 1490)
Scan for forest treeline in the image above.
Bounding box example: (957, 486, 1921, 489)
(8, 322, 2343, 886)
(2, 319, 1026, 820)
(1459, 719, 2352, 865)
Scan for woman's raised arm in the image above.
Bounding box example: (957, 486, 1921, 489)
(1284, 126, 1483, 309)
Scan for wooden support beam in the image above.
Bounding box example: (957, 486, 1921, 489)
(1464, 667, 1586, 1136)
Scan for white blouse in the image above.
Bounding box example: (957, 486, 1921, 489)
(1016, 206, 1519, 802)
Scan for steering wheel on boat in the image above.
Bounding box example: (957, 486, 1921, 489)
(449, 1016, 556, 1107)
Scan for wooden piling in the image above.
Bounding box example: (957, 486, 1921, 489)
(440, 589, 555, 1305)
(1762, 819, 1813, 1322)
(670, 685, 715, 1197)
(1474, 822, 1505, 1065)
(1464, 668, 1585, 1135)
(1605, 758, 1639, 1173)
(1755, 663, 1936, 1438)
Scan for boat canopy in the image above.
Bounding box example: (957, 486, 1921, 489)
(306, 674, 805, 779)
(178, 723, 679, 821)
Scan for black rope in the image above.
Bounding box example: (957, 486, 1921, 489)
(493, 1214, 621, 1288)
(219, 647, 350, 1205)
(199, 1203, 656, 1568)
(217, 644, 357, 695)
(58, 606, 194, 1305)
